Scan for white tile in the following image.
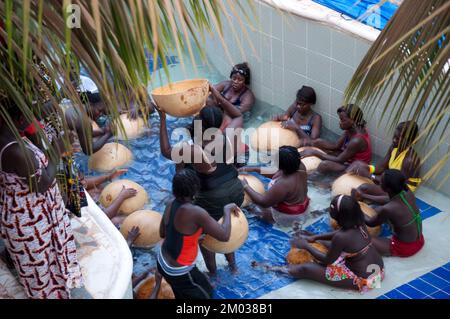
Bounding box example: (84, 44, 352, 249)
(309, 79, 331, 117)
(354, 39, 372, 69)
(273, 91, 286, 110)
(307, 51, 331, 86)
(331, 29, 356, 67)
(272, 37, 283, 68)
(331, 61, 355, 92)
(328, 114, 342, 136)
(259, 3, 272, 35)
(330, 88, 344, 115)
(249, 56, 262, 86)
(273, 65, 284, 93)
(261, 86, 273, 105)
(261, 33, 272, 63)
(284, 14, 307, 48)
(271, 7, 283, 40)
(261, 61, 273, 88)
(284, 43, 307, 77)
(307, 20, 331, 56)
(283, 70, 308, 101)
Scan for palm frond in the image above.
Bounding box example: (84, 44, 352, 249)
(344, 0, 450, 187)
(0, 0, 253, 161)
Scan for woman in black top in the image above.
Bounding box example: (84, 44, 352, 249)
(157, 88, 245, 275)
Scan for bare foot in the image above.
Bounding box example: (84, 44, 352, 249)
(250, 260, 289, 275)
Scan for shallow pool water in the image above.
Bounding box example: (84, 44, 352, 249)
(75, 53, 387, 299)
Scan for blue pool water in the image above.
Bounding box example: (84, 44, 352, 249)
(313, 0, 399, 30)
(75, 52, 446, 299)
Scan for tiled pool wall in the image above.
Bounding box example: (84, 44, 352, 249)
(201, 0, 450, 196)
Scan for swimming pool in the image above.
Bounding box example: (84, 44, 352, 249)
(76, 49, 449, 299)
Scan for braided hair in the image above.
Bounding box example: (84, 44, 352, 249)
(278, 146, 301, 175)
(330, 195, 365, 230)
(172, 168, 200, 199)
(381, 169, 409, 195)
(397, 121, 418, 148)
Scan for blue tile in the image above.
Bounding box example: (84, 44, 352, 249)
(421, 273, 449, 289)
(443, 285, 450, 295)
(416, 198, 431, 212)
(444, 262, 450, 271)
(431, 268, 450, 283)
(397, 284, 428, 299)
(429, 290, 450, 299)
(377, 295, 389, 299)
(385, 289, 410, 299)
(409, 279, 439, 295)
(421, 207, 441, 220)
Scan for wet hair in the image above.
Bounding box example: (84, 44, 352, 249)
(198, 105, 223, 131)
(172, 168, 200, 199)
(278, 146, 301, 175)
(296, 86, 316, 105)
(397, 121, 418, 147)
(330, 195, 365, 230)
(230, 62, 251, 85)
(337, 104, 366, 128)
(382, 169, 409, 195)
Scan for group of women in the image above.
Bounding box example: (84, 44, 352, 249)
(149, 62, 425, 299)
(0, 61, 425, 299)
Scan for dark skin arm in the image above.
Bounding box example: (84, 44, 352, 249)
(365, 206, 389, 227)
(309, 115, 322, 140)
(282, 114, 322, 142)
(65, 109, 112, 155)
(241, 176, 287, 208)
(2, 143, 58, 194)
(238, 166, 276, 179)
(195, 203, 240, 241)
(104, 186, 137, 219)
(272, 100, 297, 121)
(210, 81, 255, 114)
(302, 136, 366, 164)
(311, 133, 347, 151)
(401, 151, 421, 181)
(292, 233, 345, 265)
(157, 109, 212, 173)
(306, 230, 339, 242)
(148, 270, 162, 299)
(209, 84, 244, 120)
(83, 169, 127, 190)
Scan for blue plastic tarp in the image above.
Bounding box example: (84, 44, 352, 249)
(312, 0, 399, 30)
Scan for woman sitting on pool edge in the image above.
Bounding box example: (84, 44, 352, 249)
(254, 195, 384, 293)
(207, 62, 255, 129)
(348, 121, 421, 204)
(239, 146, 309, 226)
(272, 85, 322, 146)
(300, 104, 372, 174)
(364, 169, 424, 257)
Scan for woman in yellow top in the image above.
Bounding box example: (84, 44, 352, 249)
(347, 121, 421, 204)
